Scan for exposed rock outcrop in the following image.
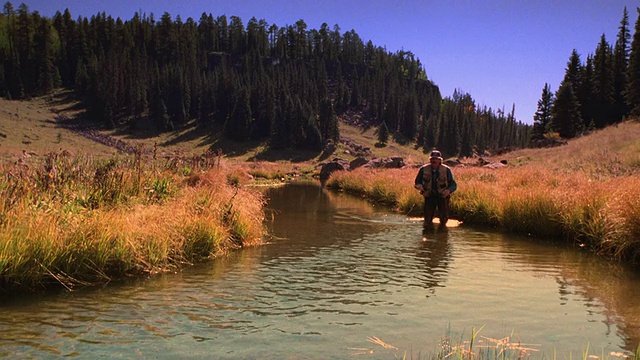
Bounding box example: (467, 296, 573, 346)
(319, 158, 350, 184)
(349, 157, 369, 170)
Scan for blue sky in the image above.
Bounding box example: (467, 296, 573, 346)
(25, 0, 639, 124)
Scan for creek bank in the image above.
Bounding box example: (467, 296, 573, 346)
(318, 156, 406, 183)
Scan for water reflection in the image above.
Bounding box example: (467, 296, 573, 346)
(415, 224, 452, 293)
(263, 182, 396, 252)
(478, 232, 640, 351)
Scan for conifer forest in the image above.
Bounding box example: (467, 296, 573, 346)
(2, 3, 636, 156)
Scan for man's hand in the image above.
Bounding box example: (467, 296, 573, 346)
(442, 189, 451, 197)
(414, 184, 424, 191)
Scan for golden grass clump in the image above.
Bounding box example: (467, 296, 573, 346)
(601, 176, 640, 260)
(450, 167, 502, 226)
(326, 167, 370, 195)
(0, 153, 265, 292)
(327, 168, 423, 213)
(246, 161, 288, 180)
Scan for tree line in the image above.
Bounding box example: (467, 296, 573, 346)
(0, 2, 530, 156)
(532, 7, 640, 141)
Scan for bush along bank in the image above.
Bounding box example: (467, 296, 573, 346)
(0, 151, 265, 294)
(325, 165, 640, 265)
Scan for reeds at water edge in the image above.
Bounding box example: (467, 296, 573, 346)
(0, 151, 265, 292)
(326, 126, 640, 264)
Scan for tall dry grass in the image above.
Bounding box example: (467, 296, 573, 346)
(0, 152, 264, 292)
(326, 121, 640, 264)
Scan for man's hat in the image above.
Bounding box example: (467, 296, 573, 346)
(429, 150, 443, 160)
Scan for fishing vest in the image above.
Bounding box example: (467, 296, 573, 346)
(422, 165, 450, 197)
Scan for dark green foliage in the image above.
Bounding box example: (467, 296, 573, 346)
(531, 83, 554, 142)
(224, 86, 251, 141)
(303, 113, 322, 151)
(592, 34, 615, 128)
(564, 50, 583, 92)
(552, 82, 583, 138)
(400, 93, 418, 140)
(0, 2, 530, 154)
(319, 97, 339, 143)
(437, 96, 461, 156)
(540, 7, 639, 135)
(577, 55, 595, 128)
(377, 120, 389, 145)
(612, 8, 630, 121)
(627, 8, 640, 115)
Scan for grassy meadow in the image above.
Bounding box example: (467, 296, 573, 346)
(0, 150, 265, 292)
(326, 120, 640, 264)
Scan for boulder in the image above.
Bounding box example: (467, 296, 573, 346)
(483, 162, 507, 169)
(349, 157, 369, 170)
(364, 156, 405, 169)
(444, 159, 461, 167)
(319, 158, 350, 184)
(384, 156, 405, 168)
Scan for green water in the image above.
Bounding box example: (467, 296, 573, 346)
(1, 182, 639, 359)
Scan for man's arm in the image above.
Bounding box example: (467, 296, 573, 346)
(414, 166, 425, 189)
(446, 167, 457, 193)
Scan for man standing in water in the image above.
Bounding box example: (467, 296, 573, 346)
(414, 150, 457, 227)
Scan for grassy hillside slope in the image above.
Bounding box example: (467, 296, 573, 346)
(0, 91, 435, 167)
(2, 91, 638, 177)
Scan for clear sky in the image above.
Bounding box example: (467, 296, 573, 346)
(23, 0, 639, 124)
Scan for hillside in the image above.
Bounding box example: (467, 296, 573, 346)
(0, 93, 116, 160)
(0, 91, 433, 166)
(498, 120, 640, 176)
(3, 92, 639, 175)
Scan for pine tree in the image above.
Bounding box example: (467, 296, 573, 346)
(612, 7, 630, 121)
(150, 83, 171, 130)
(318, 97, 339, 142)
(592, 34, 615, 127)
(552, 81, 583, 138)
(531, 83, 554, 142)
(252, 83, 275, 140)
(270, 101, 289, 149)
(561, 49, 586, 126)
(400, 93, 418, 140)
(3, 2, 14, 17)
(7, 48, 24, 99)
(0, 63, 5, 97)
(303, 112, 322, 150)
(225, 86, 251, 141)
(578, 55, 595, 128)
(563, 49, 583, 92)
(34, 17, 56, 94)
(626, 7, 640, 116)
(103, 101, 115, 129)
(377, 120, 389, 145)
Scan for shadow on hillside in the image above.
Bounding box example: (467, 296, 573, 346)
(392, 132, 413, 146)
(155, 124, 214, 148)
(106, 120, 216, 152)
(48, 90, 89, 113)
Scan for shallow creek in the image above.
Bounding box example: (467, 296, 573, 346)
(0, 182, 639, 359)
